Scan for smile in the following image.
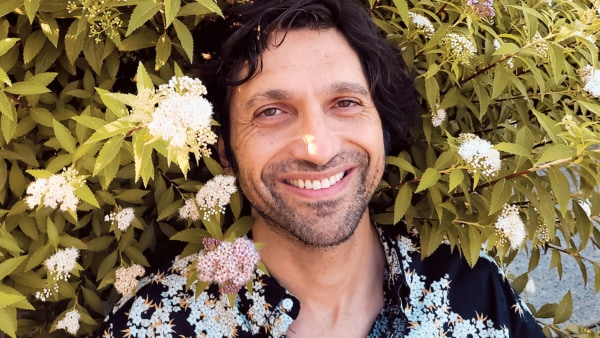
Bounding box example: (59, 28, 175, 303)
(286, 172, 346, 190)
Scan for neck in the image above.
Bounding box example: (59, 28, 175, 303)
(252, 212, 385, 336)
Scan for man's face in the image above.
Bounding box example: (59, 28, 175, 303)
(228, 28, 385, 248)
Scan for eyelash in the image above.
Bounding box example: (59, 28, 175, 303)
(255, 99, 362, 118)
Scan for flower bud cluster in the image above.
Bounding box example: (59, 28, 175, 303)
(494, 204, 527, 250)
(431, 107, 447, 127)
(56, 309, 81, 335)
(25, 168, 82, 212)
(197, 237, 261, 295)
(114, 264, 145, 297)
(457, 133, 501, 176)
(36, 247, 80, 301)
(532, 32, 549, 58)
(408, 12, 435, 39)
(105, 207, 136, 232)
(441, 33, 477, 65)
(179, 175, 238, 221)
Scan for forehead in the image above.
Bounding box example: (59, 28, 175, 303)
(229, 28, 368, 105)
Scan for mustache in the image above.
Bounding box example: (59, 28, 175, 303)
(263, 151, 369, 175)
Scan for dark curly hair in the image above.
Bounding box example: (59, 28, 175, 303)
(193, 0, 420, 170)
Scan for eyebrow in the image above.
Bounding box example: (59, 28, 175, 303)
(244, 81, 370, 109)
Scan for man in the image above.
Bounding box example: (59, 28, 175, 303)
(98, 0, 546, 337)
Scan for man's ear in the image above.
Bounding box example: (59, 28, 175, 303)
(217, 137, 230, 168)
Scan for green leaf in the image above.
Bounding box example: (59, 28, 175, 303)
(535, 144, 576, 165)
(203, 156, 224, 176)
(224, 216, 254, 240)
(532, 109, 561, 145)
(93, 136, 124, 176)
(23, 30, 45, 64)
(553, 291, 572, 324)
(391, 0, 409, 28)
(393, 184, 413, 225)
(173, 18, 194, 62)
(3, 81, 50, 96)
(164, 0, 181, 27)
(0, 307, 16, 338)
(133, 129, 155, 186)
(38, 13, 59, 47)
(75, 184, 100, 208)
(126, 2, 162, 37)
(415, 168, 441, 193)
(386, 156, 415, 174)
(0, 256, 26, 280)
(115, 189, 150, 203)
(0, 92, 14, 119)
(24, 243, 51, 272)
(448, 169, 464, 192)
(52, 119, 77, 154)
(491, 65, 509, 99)
(97, 251, 118, 281)
(547, 167, 570, 216)
(493, 142, 530, 158)
(124, 246, 150, 266)
(47, 217, 59, 249)
(0, 292, 24, 311)
(490, 179, 512, 215)
(65, 19, 87, 64)
(195, 0, 224, 17)
(0, 38, 19, 57)
(155, 33, 172, 70)
(85, 120, 135, 144)
(171, 228, 211, 244)
(72, 115, 107, 131)
(97, 89, 133, 118)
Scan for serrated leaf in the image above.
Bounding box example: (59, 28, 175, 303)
(47, 217, 59, 249)
(72, 115, 106, 131)
(493, 142, 530, 158)
(24, 243, 51, 271)
(155, 33, 172, 70)
(126, 2, 162, 37)
(547, 167, 570, 216)
(535, 144, 576, 165)
(448, 169, 464, 192)
(136, 62, 154, 92)
(490, 179, 512, 215)
(491, 65, 509, 99)
(0, 38, 19, 57)
(393, 184, 412, 225)
(224, 216, 254, 240)
(532, 110, 561, 145)
(0, 256, 26, 280)
(386, 156, 415, 174)
(173, 18, 194, 62)
(415, 168, 441, 193)
(203, 156, 224, 176)
(171, 228, 211, 244)
(124, 246, 150, 266)
(52, 119, 77, 154)
(23, 30, 45, 64)
(85, 120, 135, 144)
(93, 136, 124, 176)
(4, 81, 50, 96)
(38, 13, 59, 47)
(65, 19, 87, 64)
(391, 0, 409, 28)
(0, 307, 16, 338)
(115, 189, 150, 203)
(553, 291, 572, 324)
(75, 184, 100, 208)
(0, 92, 14, 119)
(196, 0, 224, 17)
(157, 199, 182, 221)
(164, 0, 180, 27)
(96, 251, 118, 281)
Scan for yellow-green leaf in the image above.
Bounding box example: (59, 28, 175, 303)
(0, 38, 19, 57)
(173, 18, 194, 62)
(47, 217, 59, 249)
(93, 136, 124, 176)
(393, 184, 412, 225)
(38, 13, 59, 47)
(23, 30, 45, 64)
(126, 2, 162, 37)
(75, 184, 100, 208)
(415, 168, 441, 193)
(52, 119, 77, 154)
(4, 81, 50, 96)
(553, 291, 572, 324)
(65, 19, 87, 64)
(0, 92, 14, 119)
(535, 144, 576, 165)
(155, 33, 172, 71)
(0, 256, 26, 280)
(196, 0, 224, 17)
(164, 0, 180, 27)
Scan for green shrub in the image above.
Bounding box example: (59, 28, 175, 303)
(0, 0, 598, 336)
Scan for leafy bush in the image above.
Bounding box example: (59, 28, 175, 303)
(0, 0, 598, 336)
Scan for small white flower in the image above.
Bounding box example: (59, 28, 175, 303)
(408, 12, 435, 39)
(56, 309, 80, 335)
(524, 277, 536, 294)
(532, 32, 549, 58)
(494, 204, 527, 250)
(441, 33, 477, 65)
(457, 133, 501, 176)
(114, 264, 145, 297)
(45, 247, 79, 281)
(431, 107, 447, 127)
(25, 168, 82, 212)
(180, 175, 237, 221)
(106, 207, 136, 232)
(581, 65, 600, 98)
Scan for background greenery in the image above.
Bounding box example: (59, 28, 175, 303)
(0, 0, 598, 336)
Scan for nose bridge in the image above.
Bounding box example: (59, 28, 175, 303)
(294, 103, 337, 165)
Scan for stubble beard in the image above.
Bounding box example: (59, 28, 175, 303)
(245, 151, 381, 248)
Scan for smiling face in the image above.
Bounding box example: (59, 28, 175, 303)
(228, 28, 385, 248)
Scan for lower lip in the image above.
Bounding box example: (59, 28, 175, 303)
(282, 170, 352, 199)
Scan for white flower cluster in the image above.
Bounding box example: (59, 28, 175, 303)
(179, 175, 237, 221)
(25, 168, 82, 212)
(580, 65, 600, 97)
(197, 237, 261, 295)
(56, 309, 80, 335)
(431, 107, 447, 127)
(36, 247, 80, 301)
(114, 264, 145, 297)
(105, 207, 136, 232)
(457, 133, 501, 176)
(441, 33, 477, 65)
(494, 204, 527, 250)
(408, 12, 435, 39)
(532, 32, 549, 58)
(146, 76, 217, 156)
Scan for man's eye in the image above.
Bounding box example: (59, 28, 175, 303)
(257, 107, 281, 117)
(336, 99, 360, 108)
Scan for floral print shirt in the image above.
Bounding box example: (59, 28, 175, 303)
(97, 223, 545, 337)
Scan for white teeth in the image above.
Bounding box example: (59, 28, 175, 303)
(288, 172, 345, 190)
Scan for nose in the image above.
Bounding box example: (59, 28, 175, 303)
(290, 108, 338, 166)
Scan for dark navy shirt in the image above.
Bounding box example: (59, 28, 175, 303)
(97, 223, 545, 337)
